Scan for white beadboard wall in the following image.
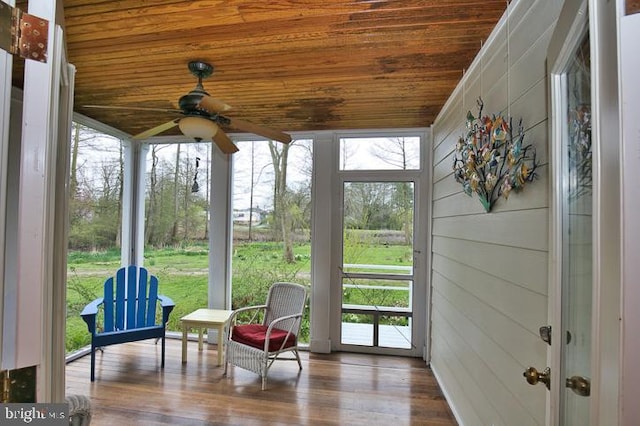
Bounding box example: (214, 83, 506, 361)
(429, 1, 563, 424)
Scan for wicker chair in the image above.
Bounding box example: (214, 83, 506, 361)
(66, 394, 92, 426)
(224, 282, 307, 390)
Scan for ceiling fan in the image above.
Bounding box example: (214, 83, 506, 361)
(84, 61, 292, 154)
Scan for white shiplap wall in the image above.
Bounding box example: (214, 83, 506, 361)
(429, 1, 563, 424)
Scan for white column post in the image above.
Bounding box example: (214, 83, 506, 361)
(121, 139, 134, 266)
(121, 140, 147, 267)
(135, 143, 149, 266)
(309, 133, 333, 353)
(209, 147, 233, 310)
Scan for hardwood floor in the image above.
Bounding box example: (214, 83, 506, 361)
(65, 338, 457, 425)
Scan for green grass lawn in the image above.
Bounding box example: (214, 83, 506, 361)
(66, 239, 411, 354)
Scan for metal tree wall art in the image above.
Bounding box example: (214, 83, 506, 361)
(453, 99, 538, 212)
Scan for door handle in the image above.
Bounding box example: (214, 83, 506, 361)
(523, 366, 550, 390)
(566, 375, 590, 397)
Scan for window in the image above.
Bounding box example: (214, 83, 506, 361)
(339, 136, 421, 170)
(66, 122, 124, 353)
(231, 139, 313, 342)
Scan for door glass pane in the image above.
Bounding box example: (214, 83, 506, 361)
(342, 278, 412, 310)
(341, 181, 414, 350)
(561, 31, 591, 426)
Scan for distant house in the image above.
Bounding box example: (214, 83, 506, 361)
(233, 208, 263, 224)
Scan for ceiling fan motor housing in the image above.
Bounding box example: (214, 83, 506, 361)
(179, 92, 210, 117)
(180, 61, 215, 117)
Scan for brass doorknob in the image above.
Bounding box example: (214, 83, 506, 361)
(523, 366, 550, 390)
(566, 375, 590, 397)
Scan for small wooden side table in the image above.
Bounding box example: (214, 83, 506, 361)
(180, 308, 234, 366)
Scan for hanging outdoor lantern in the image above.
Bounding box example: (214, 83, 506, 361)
(191, 157, 200, 193)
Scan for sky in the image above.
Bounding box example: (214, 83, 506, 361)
(74, 123, 421, 212)
(231, 139, 312, 211)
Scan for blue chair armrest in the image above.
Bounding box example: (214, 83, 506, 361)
(158, 295, 175, 324)
(80, 298, 104, 334)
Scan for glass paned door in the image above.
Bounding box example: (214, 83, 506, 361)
(340, 180, 415, 351)
(559, 31, 592, 426)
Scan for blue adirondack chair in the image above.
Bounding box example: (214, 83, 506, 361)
(81, 265, 175, 381)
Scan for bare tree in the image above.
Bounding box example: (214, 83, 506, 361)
(248, 141, 256, 241)
(68, 122, 123, 249)
(268, 141, 294, 263)
(147, 156, 179, 246)
(70, 124, 80, 197)
(340, 138, 356, 170)
(370, 137, 416, 243)
(200, 143, 210, 239)
(370, 137, 417, 170)
(246, 142, 273, 241)
(171, 144, 181, 243)
(145, 144, 165, 245)
(116, 140, 123, 247)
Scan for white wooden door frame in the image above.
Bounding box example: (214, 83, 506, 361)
(547, 4, 588, 425)
(0, 0, 15, 371)
(328, 130, 429, 357)
(619, 10, 640, 426)
(547, 0, 621, 424)
(587, 1, 621, 423)
(24, 0, 71, 402)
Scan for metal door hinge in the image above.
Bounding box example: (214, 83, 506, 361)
(539, 325, 552, 345)
(1, 369, 9, 403)
(0, 2, 48, 62)
(0, 366, 36, 402)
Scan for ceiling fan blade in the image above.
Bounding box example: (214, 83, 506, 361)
(213, 131, 239, 154)
(225, 117, 292, 144)
(83, 105, 182, 114)
(198, 95, 232, 113)
(132, 118, 180, 140)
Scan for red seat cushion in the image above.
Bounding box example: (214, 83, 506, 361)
(231, 324, 297, 352)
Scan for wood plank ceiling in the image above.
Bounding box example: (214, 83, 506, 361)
(13, 1, 508, 138)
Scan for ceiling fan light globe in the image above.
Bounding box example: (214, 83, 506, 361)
(179, 116, 218, 141)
